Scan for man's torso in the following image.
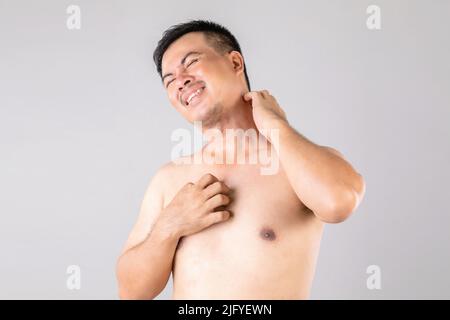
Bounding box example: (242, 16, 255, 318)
(163, 158, 324, 299)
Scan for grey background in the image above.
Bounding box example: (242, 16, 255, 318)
(1, 0, 449, 299)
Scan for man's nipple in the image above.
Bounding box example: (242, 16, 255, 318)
(259, 227, 276, 241)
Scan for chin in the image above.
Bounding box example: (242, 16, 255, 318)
(190, 114, 211, 126)
(184, 98, 223, 126)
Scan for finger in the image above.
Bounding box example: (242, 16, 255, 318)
(196, 173, 219, 189)
(204, 210, 231, 227)
(260, 90, 270, 98)
(243, 91, 257, 102)
(203, 181, 231, 200)
(205, 193, 230, 211)
(183, 182, 194, 188)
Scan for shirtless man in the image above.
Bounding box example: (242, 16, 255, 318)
(116, 20, 366, 300)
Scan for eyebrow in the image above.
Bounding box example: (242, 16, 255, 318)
(161, 51, 201, 84)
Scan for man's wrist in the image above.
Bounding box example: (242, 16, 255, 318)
(263, 118, 292, 144)
(152, 215, 181, 243)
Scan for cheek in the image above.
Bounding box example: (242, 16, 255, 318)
(200, 67, 227, 94)
(207, 75, 232, 101)
(198, 62, 224, 84)
(209, 64, 235, 90)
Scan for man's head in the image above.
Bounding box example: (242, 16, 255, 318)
(153, 20, 251, 126)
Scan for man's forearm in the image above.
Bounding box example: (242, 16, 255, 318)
(116, 219, 180, 299)
(271, 120, 365, 223)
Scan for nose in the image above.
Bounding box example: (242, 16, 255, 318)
(176, 74, 195, 92)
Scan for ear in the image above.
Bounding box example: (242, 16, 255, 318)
(228, 51, 245, 75)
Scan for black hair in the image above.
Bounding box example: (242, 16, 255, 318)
(153, 20, 250, 90)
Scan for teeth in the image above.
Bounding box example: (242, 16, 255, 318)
(187, 88, 203, 105)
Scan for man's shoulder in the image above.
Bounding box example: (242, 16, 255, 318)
(151, 161, 175, 187)
(151, 155, 193, 188)
(150, 157, 194, 207)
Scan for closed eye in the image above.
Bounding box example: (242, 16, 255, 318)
(186, 58, 198, 67)
(166, 79, 174, 88)
(165, 58, 199, 88)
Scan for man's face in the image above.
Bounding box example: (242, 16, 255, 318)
(161, 32, 244, 126)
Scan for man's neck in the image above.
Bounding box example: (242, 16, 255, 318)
(198, 99, 270, 161)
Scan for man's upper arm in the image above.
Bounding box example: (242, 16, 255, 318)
(120, 165, 169, 255)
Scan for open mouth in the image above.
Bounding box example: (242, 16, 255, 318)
(184, 86, 205, 107)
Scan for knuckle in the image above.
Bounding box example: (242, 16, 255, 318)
(217, 211, 229, 221)
(204, 173, 215, 180)
(192, 195, 203, 208)
(211, 181, 220, 189)
(196, 196, 205, 206)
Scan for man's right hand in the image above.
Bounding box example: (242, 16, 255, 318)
(155, 173, 232, 238)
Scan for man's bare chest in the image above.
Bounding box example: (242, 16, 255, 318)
(165, 163, 319, 252)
